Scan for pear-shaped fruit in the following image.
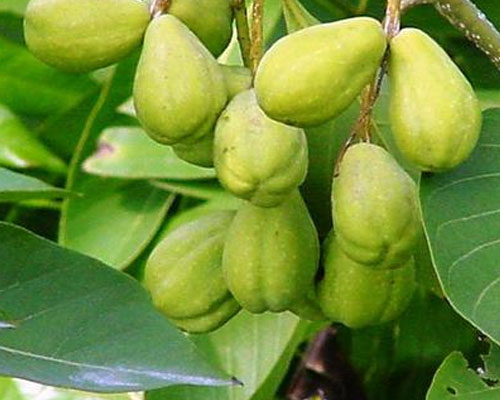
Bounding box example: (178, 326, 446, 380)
(389, 28, 482, 172)
(318, 235, 416, 328)
(168, 0, 233, 57)
(214, 90, 308, 207)
(220, 65, 253, 100)
(24, 0, 150, 73)
(333, 143, 420, 269)
(144, 211, 240, 334)
(223, 191, 320, 314)
(172, 132, 215, 168)
(134, 15, 228, 146)
(254, 17, 386, 127)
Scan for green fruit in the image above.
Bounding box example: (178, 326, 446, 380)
(24, 0, 150, 73)
(168, 0, 233, 57)
(318, 235, 416, 328)
(389, 28, 482, 172)
(220, 65, 253, 100)
(214, 90, 308, 207)
(333, 143, 420, 269)
(254, 17, 386, 127)
(223, 191, 320, 313)
(172, 132, 214, 168)
(133, 15, 227, 146)
(144, 211, 240, 333)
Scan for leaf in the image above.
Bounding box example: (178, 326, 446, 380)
(0, 37, 98, 116)
(60, 176, 175, 270)
(0, 167, 69, 202)
(482, 344, 500, 381)
(0, 222, 232, 393)
(0, 1, 28, 15)
(282, 0, 320, 33)
(83, 127, 215, 180)
(426, 352, 500, 399)
(420, 108, 500, 345)
(147, 312, 309, 400)
(345, 290, 478, 400)
(0, 378, 23, 400)
(151, 180, 225, 200)
(6, 378, 140, 400)
(0, 104, 66, 174)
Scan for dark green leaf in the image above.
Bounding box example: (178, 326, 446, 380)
(420, 109, 500, 345)
(0, 222, 232, 393)
(0, 167, 68, 202)
(0, 104, 66, 173)
(426, 352, 500, 399)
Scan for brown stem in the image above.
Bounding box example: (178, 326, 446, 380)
(334, 0, 401, 175)
(232, 0, 253, 69)
(401, 0, 500, 71)
(250, 0, 265, 75)
(150, 0, 171, 18)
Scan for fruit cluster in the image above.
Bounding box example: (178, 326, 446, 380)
(24, 0, 482, 333)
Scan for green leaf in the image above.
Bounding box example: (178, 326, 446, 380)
(0, 37, 98, 116)
(282, 0, 320, 33)
(426, 352, 500, 399)
(147, 312, 309, 400)
(0, 167, 69, 202)
(60, 176, 175, 270)
(345, 290, 478, 400)
(420, 108, 500, 345)
(151, 180, 225, 200)
(0, 1, 28, 15)
(83, 127, 215, 180)
(482, 344, 500, 381)
(0, 104, 66, 173)
(0, 378, 23, 400)
(0, 222, 232, 393)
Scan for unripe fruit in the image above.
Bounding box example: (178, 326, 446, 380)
(172, 132, 215, 168)
(333, 143, 420, 269)
(318, 235, 416, 328)
(389, 28, 482, 172)
(220, 65, 253, 100)
(24, 0, 150, 73)
(144, 211, 240, 333)
(168, 0, 233, 57)
(223, 191, 320, 314)
(214, 90, 308, 207)
(254, 17, 386, 127)
(133, 15, 227, 146)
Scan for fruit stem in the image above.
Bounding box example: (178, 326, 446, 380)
(149, 0, 171, 17)
(401, 0, 500, 71)
(232, 0, 253, 70)
(334, 0, 401, 174)
(250, 0, 265, 75)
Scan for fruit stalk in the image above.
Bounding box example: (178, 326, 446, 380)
(334, 0, 401, 173)
(250, 0, 265, 74)
(150, 0, 170, 17)
(402, 0, 500, 71)
(232, 0, 252, 69)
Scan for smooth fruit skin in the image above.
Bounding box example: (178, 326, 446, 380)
(318, 235, 416, 328)
(144, 211, 240, 334)
(389, 28, 482, 172)
(168, 0, 233, 57)
(24, 0, 150, 73)
(220, 65, 253, 100)
(214, 90, 308, 207)
(133, 15, 227, 146)
(223, 191, 320, 314)
(254, 17, 386, 127)
(332, 143, 420, 269)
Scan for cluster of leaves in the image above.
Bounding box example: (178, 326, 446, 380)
(1, 0, 500, 399)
